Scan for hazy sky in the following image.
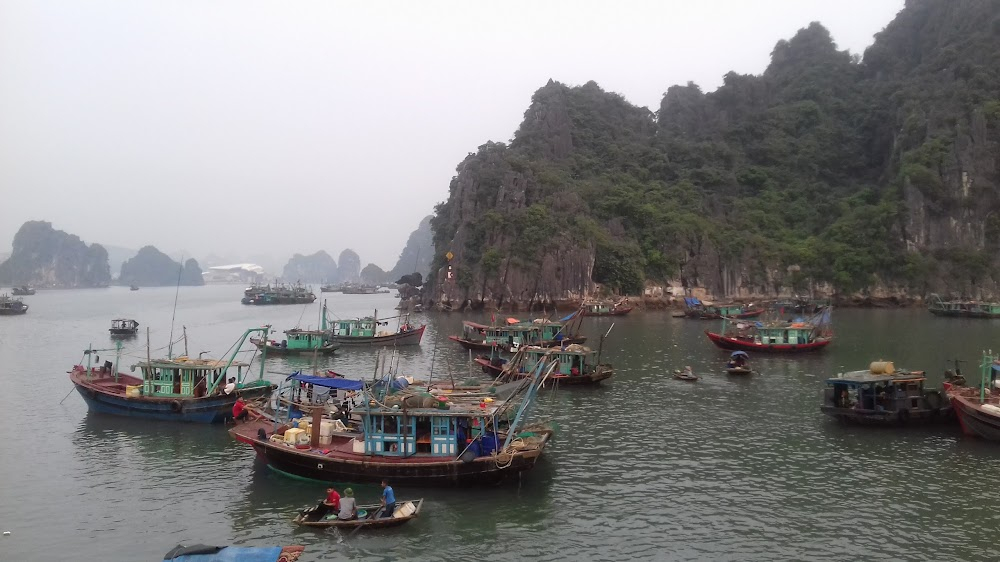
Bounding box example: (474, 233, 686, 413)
(0, 0, 905, 270)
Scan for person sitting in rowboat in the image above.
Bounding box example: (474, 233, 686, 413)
(338, 488, 358, 520)
(232, 397, 249, 421)
(304, 488, 341, 521)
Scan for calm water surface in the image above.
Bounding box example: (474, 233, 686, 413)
(1, 286, 1000, 561)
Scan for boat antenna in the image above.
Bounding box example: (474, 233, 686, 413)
(167, 258, 183, 359)
(596, 322, 615, 366)
(183, 326, 188, 357)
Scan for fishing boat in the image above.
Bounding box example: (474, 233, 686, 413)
(252, 329, 340, 356)
(129, 285, 139, 291)
(927, 294, 1000, 318)
(705, 307, 833, 353)
(326, 304, 426, 346)
(767, 297, 827, 315)
(109, 318, 139, 337)
(476, 343, 614, 386)
(581, 298, 633, 317)
(320, 283, 341, 293)
(242, 283, 316, 305)
(683, 297, 764, 320)
(11, 285, 35, 296)
(946, 353, 1000, 441)
(820, 361, 950, 425)
(449, 311, 586, 352)
(229, 360, 555, 486)
(164, 544, 305, 562)
(0, 294, 28, 315)
(294, 498, 423, 529)
(69, 327, 275, 423)
(725, 351, 754, 375)
(341, 284, 380, 295)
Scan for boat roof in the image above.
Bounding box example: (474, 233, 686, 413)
(287, 372, 365, 390)
(825, 370, 925, 384)
(138, 357, 249, 370)
(463, 320, 488, 329)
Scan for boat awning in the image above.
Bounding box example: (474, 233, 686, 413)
(730, 351, 749, 358)
(463, 321, 488, 329)
(286, 372, 364, 390)
(558, 310, 578, 322)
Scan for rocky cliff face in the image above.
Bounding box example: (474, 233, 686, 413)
(336, 249, 361, 283)
(429, 0, 1000, 306)
(360, 263, 388, 285)
(282, 251, 338, 283)
(0, 221, 111, 287)
(119, 246, 204, 286)
(388, 215, 434, 281)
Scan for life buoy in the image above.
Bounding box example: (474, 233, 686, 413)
(170, 400, 183, 413)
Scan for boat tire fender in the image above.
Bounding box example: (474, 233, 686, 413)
(897, 408, 909, 425)
(170, 400, 183, 413)
(924, 390, 943, 412)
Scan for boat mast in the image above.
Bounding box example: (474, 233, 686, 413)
(167, 260, 183, 359)
(183, 326, 188, 357)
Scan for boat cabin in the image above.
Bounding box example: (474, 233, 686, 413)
(331, 318, 383, 338)
(823, 370, 927, 412)
(137, 357, 252, 398)
(752, 326, 815, 345)
(110, 319, 139, 334)
(519, 346, 593, 376)
(279, 329, 329, 351)
(283, 373, 506, 459)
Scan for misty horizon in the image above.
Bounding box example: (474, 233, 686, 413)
(1, 0, 904, 269)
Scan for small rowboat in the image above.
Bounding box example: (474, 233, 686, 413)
(293, 499, 423, 530)
(673, 370, 698, 381)
(726, 367, 754, 376)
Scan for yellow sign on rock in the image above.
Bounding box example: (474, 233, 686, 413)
(445, 251, 454, 261)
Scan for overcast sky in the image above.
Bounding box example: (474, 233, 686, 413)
(0, 0, 905, 270)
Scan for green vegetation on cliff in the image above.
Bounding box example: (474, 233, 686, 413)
(120, 246, 204, 287)
(0, 221, 111, 288)
(431, 0, 1000, 302)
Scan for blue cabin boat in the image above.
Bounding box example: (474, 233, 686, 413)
(70, 327, 275, 423)
(230, 360, 557, 486)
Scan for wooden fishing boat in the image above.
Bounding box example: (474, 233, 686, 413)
(706, 308, 833, 353)
(477, 344, 613, 385)
(230, 363, 555, 486)
(129, 285, 139, 291)
(946, 354, 1000, 440)
(724, 350, 754, 375)
(252, 329, 340, 356)
(327, 307, 425, 347)
(164, 544, 304, 562)
(0, 294, 28, 315)
(450, 312, 586, 352)
(683, 297, 764, 320)
(109, 318, 139, 337)
(11, 285, 35, 296)
(821, 361, 950, 425)
(673, 369, 698, 381)
(581, 299, 633, 317)
(294, 499, 423, 529)
(70, 327, 275, 423)
(927, 294, 1000, 318)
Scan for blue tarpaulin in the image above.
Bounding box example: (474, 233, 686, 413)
(559, 310, 578, 322)
(730, 351, 749, 358)
(165, 546, 283, 562)
(684, 297, 702, 308)
(286, 372, 364, 390)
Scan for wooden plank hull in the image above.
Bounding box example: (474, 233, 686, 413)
(705, 331, 831, 353)
(581, 307, 634, 317)
(819, 405, 951, 426)
(251, 339, 339, 356)
(0, 307, 28, 315)
(686, 308, 764, 320)
(449, 336, 494, 351)
(951, 395, 1000, 440)
(70, 370, 273, 423)
(475, 358, 613, 385)
(928, 308, 1000, 318)
(230, 421, 550, 486)
(329, 325, 425, 347)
